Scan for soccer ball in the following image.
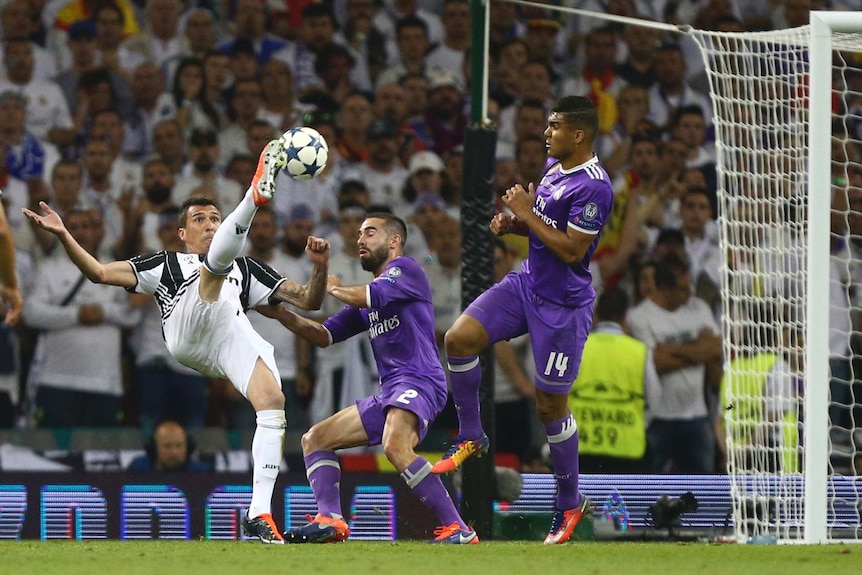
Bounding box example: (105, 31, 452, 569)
(278, 126, 329, 181)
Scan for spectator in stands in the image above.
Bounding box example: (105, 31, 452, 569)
(0, 90, 61, 183)
(626, 254, 722, 474)
(24, 209, 140, 427)
(93, 2, 134, 77)
(0, 38, 76, 147)
(258, 59, 299, 133)
(54, 0, 139, 41)
(372, 81, 424, 165)
(154, 57, 221, 135)
(671, 105, 717, 192)
(570, 288, 660, 473)
(515, 135, 547, 189)
(119, 0, 183, 74)
(423, 215, 462, 352)
(400, 72, 429, 122)
(218, 0, 286, 64)
(359, 119, 410, 213)
(91, 108, 142, 190)
(336, 91, 374, 163)
(127, 157, 180, 255)
(151, 119, 185, 176)
(647, 42, 713, 133)
(596, 85, 652, 179)
(426, 0, 471, 88)
(81, 136, 127, 260)
(127, 420, 212, 472)
(616, 24, 660, 89)
(219, 78, 263, 167)
(174, 128, 242, 209)
(0, 0, 57, 81)
(182, 8, 217, 59)
(376, 16, 431, 91)
(407, 68, 467, 156)
(314, 42, 360, 104)
(559, 25, 625, 117)
(374, 0, 444, 46)
(125, 63, 164, 159)
(679, 188, 721, 316)
(338, 0, 390, 86)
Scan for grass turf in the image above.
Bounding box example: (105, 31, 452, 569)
(0, 541, 855, 575)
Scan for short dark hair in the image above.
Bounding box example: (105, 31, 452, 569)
(552, 96, 599, 142)
(179, 195, 219, 227)
(654, 253, 690, 290)
(396, 15, 428, 38)
(365, 212, 408, 247)
(596, 288, 629, 323)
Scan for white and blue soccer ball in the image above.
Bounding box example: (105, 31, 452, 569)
(279, 126, 329, 181)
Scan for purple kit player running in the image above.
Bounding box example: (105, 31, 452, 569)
(431, 96, 614, 545)
(262, 212, 478, 545)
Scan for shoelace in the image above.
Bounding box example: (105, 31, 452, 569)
(443, 436, 470, 458)
(548, 511, 565, 535)
(433, 523, 460, 539)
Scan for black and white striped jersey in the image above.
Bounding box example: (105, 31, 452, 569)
(126, 251, 285, 324)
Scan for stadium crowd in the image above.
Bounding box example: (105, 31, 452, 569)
(0, 0, 860, 477)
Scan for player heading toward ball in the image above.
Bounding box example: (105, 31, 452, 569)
(261, 213, 478, 545)
(23, 140, 331, 544)
(432, 96, 614, 544)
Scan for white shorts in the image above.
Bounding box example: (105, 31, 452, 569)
(163, 282, 281, 398)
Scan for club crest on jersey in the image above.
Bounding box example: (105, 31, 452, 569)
(583, 202, 599, 221)
(387, 267, 402, 278)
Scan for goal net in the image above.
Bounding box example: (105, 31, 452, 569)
(690, 14, 862, 543)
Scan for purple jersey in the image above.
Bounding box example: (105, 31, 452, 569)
(322, 256, 446, 393)
(523, 156, 613, 307)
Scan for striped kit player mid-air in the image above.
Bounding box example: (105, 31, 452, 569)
(23, 140, 330, 544)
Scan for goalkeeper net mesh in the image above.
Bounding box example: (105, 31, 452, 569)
(689, 25, 862, 542)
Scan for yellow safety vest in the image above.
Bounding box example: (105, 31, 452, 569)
(719, 353, 799, 473)
(569, 332, 647, 458)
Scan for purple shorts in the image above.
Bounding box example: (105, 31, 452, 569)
(356, 378, 447, 446)
(464, 270, 593, 394)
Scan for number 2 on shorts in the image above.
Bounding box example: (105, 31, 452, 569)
(396, 389, 419, 404)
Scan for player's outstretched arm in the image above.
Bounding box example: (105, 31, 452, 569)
(325, 274, 369, 308)
(22, 201, 137, 288)
(255, 304, 331, 348)
(271, 236, 330, 310)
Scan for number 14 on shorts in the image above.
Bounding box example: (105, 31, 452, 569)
(543, 352, 569, 378)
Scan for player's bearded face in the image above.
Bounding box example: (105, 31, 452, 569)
(360, 241, 388, 272)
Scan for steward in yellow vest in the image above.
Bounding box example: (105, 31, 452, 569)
(569, 289, 659, 473)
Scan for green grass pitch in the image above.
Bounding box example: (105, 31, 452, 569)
(0, 541, 855, 575)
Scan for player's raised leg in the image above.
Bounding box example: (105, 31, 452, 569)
(203, 140, 285, 282)
(241, 358, 288, 544)
(432, 314, 491, 474)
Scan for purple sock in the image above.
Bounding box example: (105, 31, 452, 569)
(402, 456, 468, 530)
(304, 450, 342, 518)
(447, 355, 484, 439)
(545, 413, 581, 511)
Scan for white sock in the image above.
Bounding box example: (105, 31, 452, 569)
(205, 190, 257, 274)
(247, 409, 286, 518)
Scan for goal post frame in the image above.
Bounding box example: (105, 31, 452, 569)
(806, 10, 862, 545)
